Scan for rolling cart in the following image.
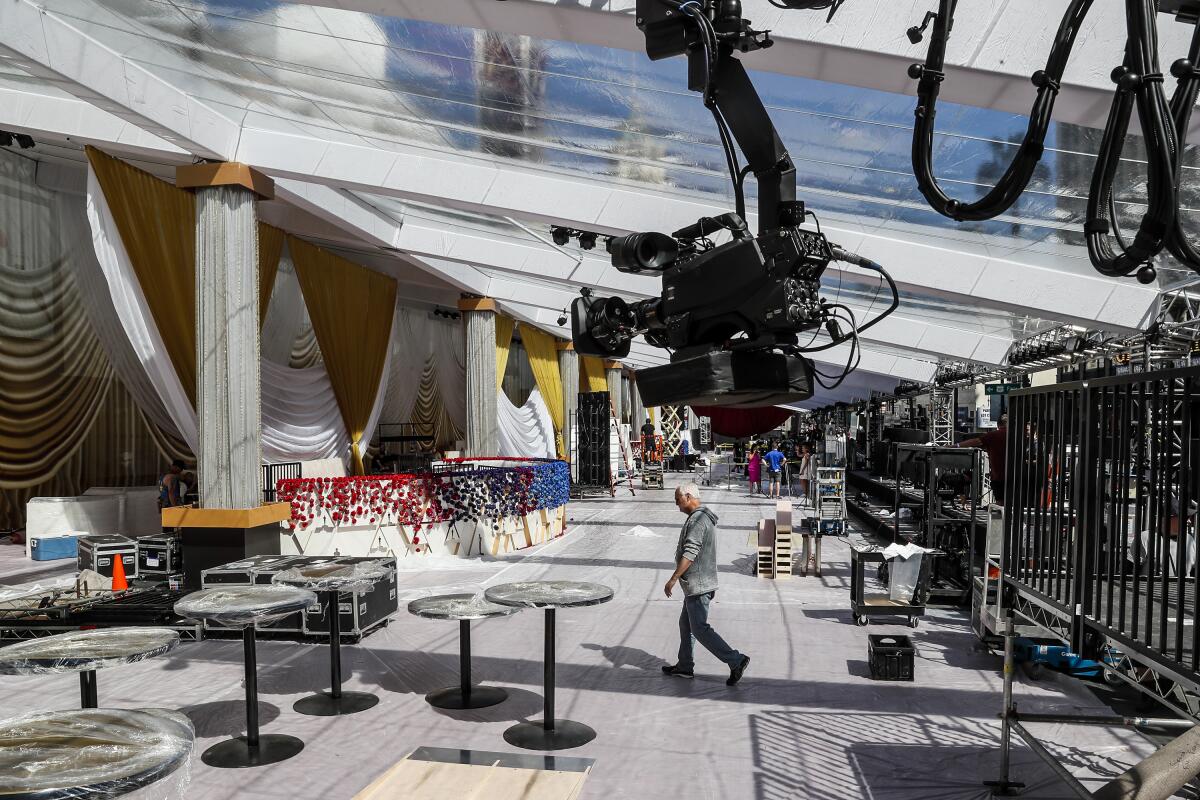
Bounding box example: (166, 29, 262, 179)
(849, 538, 939, 628)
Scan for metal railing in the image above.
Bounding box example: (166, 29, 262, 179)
(1003, 367, 1199, 686)
(261, 462, 301, 503)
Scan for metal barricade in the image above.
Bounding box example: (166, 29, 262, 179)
(261, 462, 301, 503)
(1003, 367, 1199, 697)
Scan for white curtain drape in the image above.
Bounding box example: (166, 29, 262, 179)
(86, 167, 199, 453)
(86, 166, 354, 466)
(380, 305, 467, 433)
(260, 244, 304, 366)
(496, 387, 556, 459)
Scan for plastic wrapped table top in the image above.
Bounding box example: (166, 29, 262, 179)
(0, 708, 194, 799)
(407, 593, 522, 621)
(0, 628, 180, 676)
(484, 581, 614, 609)
(272, 561, 393, 594)
(173, 586, 316, 628)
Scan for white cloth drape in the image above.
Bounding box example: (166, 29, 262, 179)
(86, 167, 200, 453)
(380, 305, 467, 432)
(260, 244, 304, 366)
(497, 387, 556, 459)
(86, 165, 354, 466)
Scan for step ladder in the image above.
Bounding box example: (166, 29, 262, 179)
(641, 434, 664, 489)
(774, 501, 794, 578)
(609, 397, 636, 497)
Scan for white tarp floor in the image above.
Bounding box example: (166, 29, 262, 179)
(0, 481, 1176, 799)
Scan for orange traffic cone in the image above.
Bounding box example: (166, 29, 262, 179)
(111, 552, 129, 591)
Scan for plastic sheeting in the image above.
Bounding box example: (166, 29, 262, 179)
(0, 708, 194, 798)
(483, 580, 613, 608)
(272, 560, 394, 593)
(407, 592, 522, 620)
(496, 388, 556, 459)
(0, 628, 179, 675)
(173, 586, 316, 627)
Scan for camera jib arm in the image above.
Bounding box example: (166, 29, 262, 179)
(640, 0, 801, 235)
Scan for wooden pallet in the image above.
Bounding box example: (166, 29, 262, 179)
(774, 501, 793, 578)
(756, 518, 775, 579)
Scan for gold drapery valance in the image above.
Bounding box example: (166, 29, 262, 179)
(580, 356, 609, 394)
(495, 313, 515, 392)
(289, 236, 396, 475)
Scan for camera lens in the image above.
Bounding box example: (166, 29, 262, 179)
(608, 231, 678, 273)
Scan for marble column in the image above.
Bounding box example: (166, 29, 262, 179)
(558, 343, 578, 480)
(630, 373, 645, 432)
(459, 297, 498, 457)
(177, 164, 272, 509)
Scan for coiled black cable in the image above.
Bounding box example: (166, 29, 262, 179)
(1084, 0, 1179, 279)
(1162, 20, 1200, 272)
(909, 0, 1094, 222)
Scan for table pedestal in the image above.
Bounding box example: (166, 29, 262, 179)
(426, 619, 508, 710)
(502, 608, 596, 751)
(78, 670, 97, 709)
(294, 590, 379, 716)
(202, 626, 305, 768)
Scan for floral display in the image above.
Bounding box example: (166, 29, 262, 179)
(276, 460, 569, 531)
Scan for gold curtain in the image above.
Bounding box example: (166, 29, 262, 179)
(649, 407, 657, 425)
(580, 356, 608, 393)
(495, 313, 514, 392)
(519, 325, 566, 457)
(258, 223, 285, 326)
(86, 146, 197, 404)
(289, 236, 396, 475)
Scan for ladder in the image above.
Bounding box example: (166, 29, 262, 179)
(642, 435, 664, 489)
(610, 397, 636, 497)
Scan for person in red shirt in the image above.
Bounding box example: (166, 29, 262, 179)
(961, 414, 1008, 504)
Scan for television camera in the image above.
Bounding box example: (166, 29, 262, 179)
(571, 0, 898, 408)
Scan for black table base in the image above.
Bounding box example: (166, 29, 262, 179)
(202, 734, 305, 769)
(294, 691, 379, 716)
(425, 619, 508, 710)
(503, 719, 596, 751)
(502, 608, 594, 751)
(295, 590, 377, 717)
(206, 626, 304, 769)
(79, 670, 97, 709)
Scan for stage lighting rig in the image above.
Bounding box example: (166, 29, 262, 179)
(570, 0, 899, 409)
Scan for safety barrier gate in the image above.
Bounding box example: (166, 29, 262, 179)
(1002, 366, 1199, 716)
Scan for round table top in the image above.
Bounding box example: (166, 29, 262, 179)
(484, 581, 614, 609)
(408, 593, 522, 621)
(0, 628, 179, 676)
(0, 708, 194, 799)
(174, 585, 316, 628)
(273, 561, 392, 593)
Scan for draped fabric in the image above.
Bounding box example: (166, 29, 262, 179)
(289, 236, 396, 474)
(87, 165, 200, 453)
(261, 360, 350, 462)
(86, 147, 197, 404)
(497, 388, 556, 459)
(257, 223, 285, 326)
(495, 313, 514, 392)
(260, 244, 306, 365)
(692, 405, 794, 438)
(580, 356, 609, 393)
(379, 305, 465, 450)
(519, 325, 565, 457)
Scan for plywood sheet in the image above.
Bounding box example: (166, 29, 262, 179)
(355, 758, 589, 800)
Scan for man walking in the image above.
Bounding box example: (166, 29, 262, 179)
(662, 483, 750, 685)
(764, 442, 786, 498)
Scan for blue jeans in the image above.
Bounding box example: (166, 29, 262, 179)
(677, 591, 743, 670)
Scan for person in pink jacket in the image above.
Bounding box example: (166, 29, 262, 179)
(747, 447, 763, 495)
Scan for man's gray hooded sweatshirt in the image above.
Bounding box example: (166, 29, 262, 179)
(676, 506, 720, 596)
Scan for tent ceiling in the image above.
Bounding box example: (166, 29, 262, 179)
(0, 0, 1177, 399)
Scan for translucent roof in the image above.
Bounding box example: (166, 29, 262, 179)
(32, 0, 1197, 287)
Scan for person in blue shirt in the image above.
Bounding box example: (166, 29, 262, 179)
(764, 443, 786, 498)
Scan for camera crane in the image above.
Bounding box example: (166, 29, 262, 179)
(570, 0, 899, 409)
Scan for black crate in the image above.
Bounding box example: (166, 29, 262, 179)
(137, 534, 183, 577)
(868, 634, 915, 681)
(77, 535, 138, 580)
(200, 555, 300, 586)
(301, 556, 397, 639)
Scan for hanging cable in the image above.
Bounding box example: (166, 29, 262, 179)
(1085, 0, 1179, 280)
(1162, 19, 1200, 272)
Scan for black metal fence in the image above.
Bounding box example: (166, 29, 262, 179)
(261, 462, 302, 503)
(1003, 367, 1199, 682)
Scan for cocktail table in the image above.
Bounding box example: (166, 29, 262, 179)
(407, 593, 521, 709)
(0, 627, 179, 709)
(175, 585, 315, 768)
(0, 707, 194, 798)
(484, 580, 613, 750)
(273, 561, 393, 716)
